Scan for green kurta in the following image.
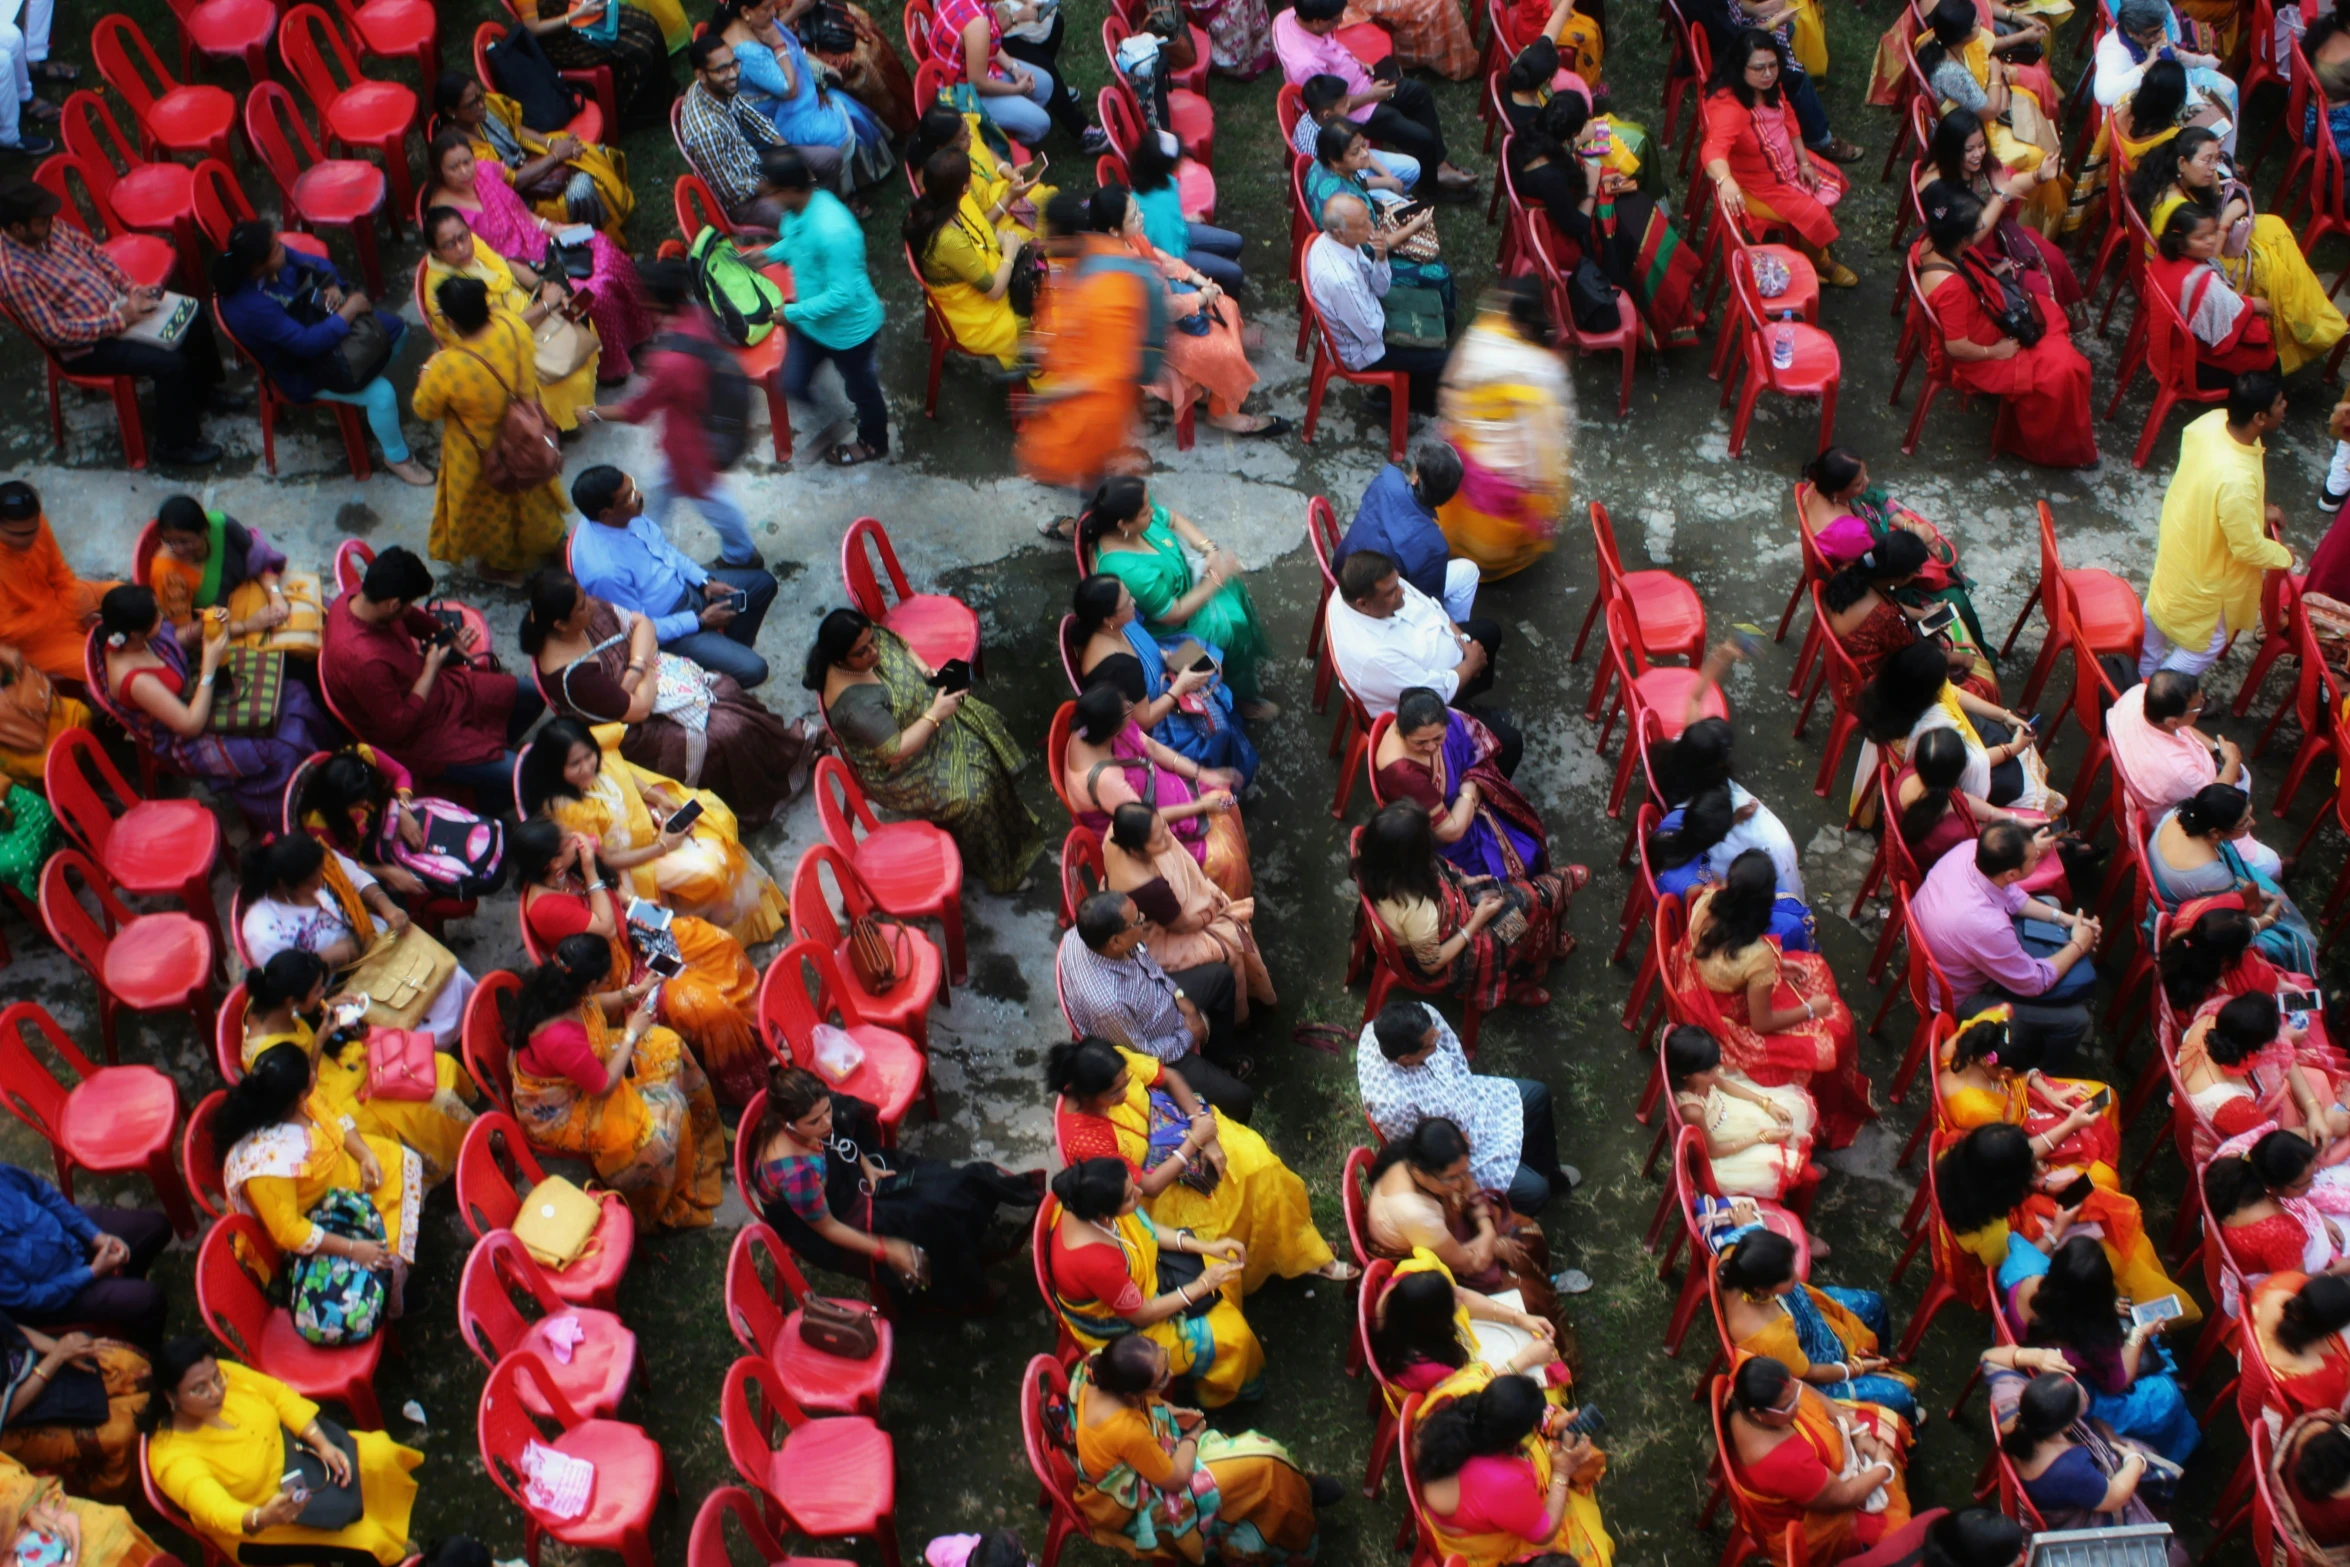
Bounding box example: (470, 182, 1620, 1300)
(1095, 507, 1272, 701)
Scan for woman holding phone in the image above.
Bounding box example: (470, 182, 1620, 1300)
(2004, 1236, 2201, 1464)
(1935, 1007, 2119, 1176)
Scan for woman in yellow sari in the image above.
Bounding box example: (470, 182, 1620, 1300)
(511, 819, 765, 1106)
(1045, 1157, 1263, 1408)
(1935, 1005, 2119, 1178)
(144, 1344, 419, 1567)
(1370, 1250, 1566, 1400)
(146, 497, 322, 658)
(2066, 64, 2192, 233)
(431, 74, 633, 236)
(1409, 1364, 1613, 1567)
(907, 102, 1052, 243)
(1716, 1230, 1920, 1424)
(519, 717, 785, 947)
(1067, 1334, 1329, 1563)
(1102, 804, 1274, 1026)
(1048, 1039, 1350, 1293)
(509, 933, 725, 1232)
(421, 213, 598, 431)
(1436, 284, 1570, 581)
(0, 1453, 162, 1567)
(217, 1044, 420, 1303)
(2137, 128, 2347, 376)
(904, 148, 1027, 371)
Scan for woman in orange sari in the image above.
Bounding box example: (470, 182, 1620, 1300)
(1063, 682, 1250, 901)
(1102, 803, 1273, 1026)
(1726, 1356, 1911, 1563)
(1669, 855, 1874, 1148)
(1935, 1006, 2120, 1174)
(1017, 199, 1150, 491)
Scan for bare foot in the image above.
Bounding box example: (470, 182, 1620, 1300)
(386, 458, 436, 487)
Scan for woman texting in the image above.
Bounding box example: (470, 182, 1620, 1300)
(1358, 800, 1583, 1012)
(2007, 1235, 2198, 1462)
(1070, 573, 1254, 783)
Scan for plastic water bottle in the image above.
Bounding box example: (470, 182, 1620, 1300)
(1770, 323, 1795, 371)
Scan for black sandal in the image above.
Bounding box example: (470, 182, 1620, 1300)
(824, 440, 882, 467)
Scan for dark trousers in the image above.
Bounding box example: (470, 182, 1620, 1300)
(15, 1207, 172, 1355)
(1363, 78, 1450, 169)
(1961, 925, 2096, 1072)
(1502, 1077, 1564, 1214)
(1164, 961, 1256, 1122)
(781, 327, 890, 455)
(433, 680, 548, 808)
(663, 566, 778, 688)
(62, 313, 226, 448)
(999, 13, 1093, 139)
(1786, 65, 1832, 149)
(1365, 341, 1450, 412)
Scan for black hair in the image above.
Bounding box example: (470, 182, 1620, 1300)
(2279, 1275, 2350, 1356)
(759, 147, 814, 191)
(1802, 447, 1866, 497)
(2031, 1234, 2125, 1354)
(907, 100, 967, 167)
(0, 482, 37, 521)
(1073, 681, 1129, 746)
(802, 607, 874, 692)
(1071, 573, 1126, 640)
(2203, 1153, 2261, 1221)
(1338, 548, 1397, 605)
(1900, 727, 1970, 845)
(214, 1042, 312, 1149)
(1859, 640, 1958, 744)
(1654, 716, 1736, 804)
(2129, 58, 2190, 136)
(1370, 1267, 1470, 1377)
(2000, 1371, 2083, 1459)
(1729, 1354, 1796, 1413)
(2209, 991, 2282, 1066)
(98, 584, 161, 644)
(1505, 36, 1559, 94)
(1128, 131, 1178, 195)
(1915, 0, 1977, 81)
(1708, 28, 1787, 106)
(517, 570, 583, 659)
(1315, 117, 1364, 167)
(1075, 889, 1133, 953)
(2296, 1423, 2350, 1501)
(1943, 1009, 2017, 1073)
(361, 545, 433, 606)
(1822, 531, 1931, 614)
(905, 149, 972, 258)
(1294, 0, 1346, 22)
(1044, 1036, 1127, 1100)
(299, 751, 392, 851)
(1411, 1374, 1547, 1480)
(139, 1336, 218, 1433)
(571, 464, 628, 522)
(1975, 820, 2032, 879)
(1922, 180, 1987, 254)
(1108, 801, 1155, 853)
(2161, 903, 2256, 1011)
(1365, 1115, 1471, 1188)
(2229, 367, 2287, 427)
(969, 1532, 1031, 1567)
(240, 833, 326, 905)
(2177, 782, 2252, 838)
(1091, 1333, 1162, 1394)
(1354, 801, 1444, 910)
(754, 1064, 831, 1148)
(1648, 787, 1736, 872)
(209, 218, 276, 296)
(1410, 442, 1465, 510)
(1665, 1024, 1722, 1086)
(513, 932, 613, 1043)
(246, 949, 328, 1014)
(1496, 273, 1553, 348)
(155, 495, 209, 536)
(1088, 653, 1148, 705)
(1935, 1122, 2034, 1234)
(1691, 850, 1778, 961)
(431, 70, 478, 120)
(1921, 1509, 2027, 1567)
(688, 31, 730, 70)
(1372, 999, 1437, 1061)
(434, 274, 492, 335)
(1300, 72, 1350, 113)
(422, 205, 472, 254)
(2141, 669, 2200, 723)
(1048, 1155, 1129, 1220)
(2254, 1129, 2320, 1191)
(1087, 183, 1131, 235)
(1394, 686, 1451, 737)
(1040, 189, 1091, 239)
(1077, 475, 1150, 549)
(507, 817, 578, 892)
(1717, 1230, 1798, 1293)
(1927, 105, 1986, 187)
(518, 717, 601, 815)
(2130, 124, 2222, 219)
(2156, 199, 2218, 261)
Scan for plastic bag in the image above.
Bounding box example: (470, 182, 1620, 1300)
(810, 1022, 865, 1084)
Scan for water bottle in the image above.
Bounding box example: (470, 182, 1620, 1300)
(1770, 323, 1795, 371)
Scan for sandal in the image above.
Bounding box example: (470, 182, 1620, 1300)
(824, 440, 883, 467)
(1037, 514, 1078, 541)
(29, 62, 75, 84)
(1313, 1259, 1362, 1282)
(1559, 863, 1592, 895)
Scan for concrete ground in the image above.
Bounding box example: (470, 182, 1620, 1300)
(4, 0, 2350, 1560)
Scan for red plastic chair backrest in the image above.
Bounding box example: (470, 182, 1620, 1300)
(2253, 1419, 2309, 1567)
(1394, 1389, 1445, 1563)
(183, 1090, 229, 1218)
(757, 941, 873, 1067)
(58, 92, 145, 193)
(1629, 708, 1670, 813)
(732, 1089, 765, 1212)
(461, 970, 521, 1113)
(2139, 254, 2210, 397)
(1017, 1352, 1086, 1519)
(687, 1486, 794, 1567)
(478, 1350, 588, 1508)
(456, 1229, 562, 1369)
(1364, 712, 1397, 805)
(1893, 887, 1959, 1020)
(724, 1220, 815, 1358)
(470, 21, 502, 92)
(1305, 494, 1343, 595)
(812, 755, 880, 853)
(1356, 1255, 1401, 1397)
(673, 172, 732, 241)
(901, 0, 935, 63)
(1790, 482, 1833, 586)
(0, 1001, 100, 1143)
(1045, 700, 1079, 820)
(1275, 83, 1304, 152)
(333, 538, 375, 598)
(911, 57, 948, 112)
(216, 983, 250, 1083)
(839, 517, 916, 622)
(92, 17, 177, 126)
(455, 1107, 550, 1239)
(1341, 1144, 1375, 1266)
(719, 1352, 812, 1489)
(38, 849, 130, 983)
(279, 5, 370, 112)
(1056, 613, 1086, 693)
(243, 84, 328, 203)
(787, 843, 849, 950)
(1602, 595, 1650, 692)
(1096, 85, 1143, 159)
(1873, 770, 1924, 897)
(1058, 825, 1103, 928)
(32, 155, 121, 243)
(1587, 500, 1628, 601)
(194, 1213, 282, 1364)
(280, 751, 331, 836)
(45, 726, 147, 865)
(1807, 583, 1867, 711)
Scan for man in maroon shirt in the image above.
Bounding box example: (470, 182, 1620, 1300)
(602, 261, 761, 569)
(320, 546, 545, 797)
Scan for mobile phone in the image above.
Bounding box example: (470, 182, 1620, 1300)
(725, 588, 750, 614)
(1560, 1404, 1605, 1437)
(1190, 655, 1216, 673)
(2052, 1173, 2096, 1209)
(2022, 712, 2043, 731)
(331, 993, 370, 1028)
(663, 798, 705, 835)
(647, 949, 685, 979)
(2129, 1293, 2183, 1327)
(1916, 602, 1958, 638)
(626, 897, 672, 932)
(2281, 987, 2323, 1015)
(280, 1470, 309, 1504)
(927, 658, 973, 693)
(2083, 1086, 2112, 1112)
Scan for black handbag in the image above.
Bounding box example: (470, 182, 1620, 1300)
(1565, 257, 1621, 332)
(279, 1422, 365, 1530)
(484, 22, 584, 132)
(314, 311, 395, 394)
(548, 239, 596, 281)
(1006, 241, 1048, 317)
(1154, 1239, 1221, 1319)
(1956, 253, 2044, 349)
(796, 1, 857, 53)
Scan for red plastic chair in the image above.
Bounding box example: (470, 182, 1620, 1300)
(1572, 499, 1706, 677)
(56, 90, 207, 299)
(188, 157, 333, 269)
(2103, 246, 2239, 470)
(1056, 824, 1103, 928)
(1720, 244, 1839, 458)
(1106, 0, 1211, 94)
(1592, 598, 1733, 813)
(813, 756, 968, 985)
(689, 1486, 858, 1567)
(1304, 495, 1344, 714)
(1018, 1353, 1096, 1567)
(673, 169, 733, 240)
(841, 518, 982, 676)
(454, 1109, 636, 1310)
(480, 1350, 667, 1567)
(214, 981, 250, 1083)
(1999, 497, 2143, 711)
(1354, 1256, 1409, 1496)
(0, 1000, 194, 1234)
(457, 1230, 638, 1420)
(32, 154, 177, 292)
(45, 726, 226, 976)
(0, 292, 148, 468)
(1887, 249, 1980, 457)
(720, 1355, 902, 1567)
(460, 968, 521, 1114)
(1099, 16, 1214, 167)
(904, 241, 1011, 420)
(331, 0, 440, 92)
(725, 1220, 893, 1418)
(1349, 826, 1484, 1051)
(38, 849, 212, 1064)
(141, 1434, 224, 1567)
(182, 1089, 229, 1219)
(279, 6, 421, 229)
(245, 83, 388, 294)
(473, 22, 606, 147)
(1095, 86, 1216, 221)
(1704, 1376, 1814, 1567)
(757, 939, 932, 1129)
(1299, 257, 1411, 463)
(214, 295, 377, 478)
(196, 1213, 385, 1427)
(162, 0, 277, 82)
(1500, 146, 1641, 416)
(497, 0, 623, 127)
(789, 844, 943, 1050)
(2291, 51, 2350, 300)
(1786, 582, 1872, 801)
(93, 15, 236, 164)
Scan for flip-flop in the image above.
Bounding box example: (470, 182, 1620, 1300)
(824, 441, 882, 467)
(29, 63, 76, 83)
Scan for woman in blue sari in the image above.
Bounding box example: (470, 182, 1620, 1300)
(2147, 783, 2318, 975)
(1647, 787, 1816, 953)
(714, 0, 893, 195)
(1718, 1230, 1920, 1424)
(1072, 573, 1257, 785)
(1371, 686, 1550, 883)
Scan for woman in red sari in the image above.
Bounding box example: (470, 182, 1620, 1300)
(2146, 204, 2278, 382)
(1667, 853, 1875, 1148)
(1726, 1356, 1911, 1563)
(2162, 896, 2339, 1062)
(2247, 1273, 2350, 1421)
(1356, 801, 1586, 1013)
(1701, 30, 1856, 286)
(2177, 992, 2350, 1147)
(1915, 183, 2097, 467)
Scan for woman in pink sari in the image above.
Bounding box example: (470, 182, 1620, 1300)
(1102, 801, 1274, 1022)
(424, 129, 653, 382)
(1063, 682, 1250, 900)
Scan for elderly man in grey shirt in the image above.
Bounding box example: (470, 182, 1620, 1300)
(1055, 890, 1255, 1121)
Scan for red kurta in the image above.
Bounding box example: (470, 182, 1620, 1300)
(320, 595, 518, 775)
(1700, 89, 1846, 250)
(1924, 256, 2098, 467)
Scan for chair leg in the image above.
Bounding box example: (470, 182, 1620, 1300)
(144, 1146, 199, 1238)
(939, 900, 968, 987)
(1893, 1277, 1959, 1361)
(1362, 1404, 1397, 1498)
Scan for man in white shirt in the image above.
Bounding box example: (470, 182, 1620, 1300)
(1327, 547, 1519, 772)
(1302, 192, 1449, 411)
(1357, 999, 1578, 1215)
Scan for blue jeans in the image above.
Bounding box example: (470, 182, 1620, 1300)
(661, 567, 777, 688)
(643, 468, 757, 566)
(973, 65, 1058, 144)
(315, 375, 411, 462)
(780, 327, 889, 455)
(431, 683, 545, 811)
(1183, 225, 1245, 291)
(1502, 1078, 1563, 1214)
(1785, 64, 1832, 149)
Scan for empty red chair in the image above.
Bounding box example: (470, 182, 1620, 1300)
(38, 849, 212, 1063)
(244, 83, 387, 294)
(841, 518, 982, 675)
(280, 6, 422, 228)
(457, 1230, 638, 1421)
(720, 1354, 902, 1567)
(1719, 244, 1840, 459)
(812, 756, 968, 985)
(162, 0, 277, 82)
(690, 1486, 856, 1567)
(56, 92, 205, 295)
(757, 939, 931, 1130)
(480, 1350, 666, 1567)
(330, 0, 439, 88)
(32, 154, 176, 291)
(2000, 498, 2143, 711)
(195, 1213, 384, 1426)
(93, 15, 236, 164)
(455, 1110, 636, 1310)
(789, 844, 943, 1050)
(0, 1000, 195, 1234)
(1573, 499, 1707, 681)
(46, 726, 226, 975)
(725, 1220, 893, 1418)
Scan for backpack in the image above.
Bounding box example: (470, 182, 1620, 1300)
(1075, 251, 1166, 387)
(686, 226, 786, 346)
(650, 330, 754, 470)
(448, 325, 563, 493)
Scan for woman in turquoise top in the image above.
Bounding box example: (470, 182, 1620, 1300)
(1305, 120, 1455, 319)
(714, 0, 892, 196)
(1078, 476, 1274, 718)
(1128, 135, 1246, 293)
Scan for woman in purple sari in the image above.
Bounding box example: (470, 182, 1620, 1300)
(423, 129, 653, 382)
(1059, 680, 1252, 901)
(1370, 686, 1550, 883)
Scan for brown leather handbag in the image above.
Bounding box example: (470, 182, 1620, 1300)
(450, 324, 563, 493)
(846, 913, 909, 995)
(796, 1293, 880, 1358)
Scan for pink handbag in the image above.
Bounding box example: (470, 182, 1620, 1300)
(363, 1029, 439, 1102)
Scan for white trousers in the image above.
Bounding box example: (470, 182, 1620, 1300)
(1442, 558, 1480, 624)
(0, 0, 52, 148)
(2137, 618, 2230, 680)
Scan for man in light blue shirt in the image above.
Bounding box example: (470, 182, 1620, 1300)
(568, 464, 778, 688)
(756, 149, 889, 467)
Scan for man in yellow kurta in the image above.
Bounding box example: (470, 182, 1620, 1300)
(2141, 371, 2293, 680)
(0, 483, 115, 685)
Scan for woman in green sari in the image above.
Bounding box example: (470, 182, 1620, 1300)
(803, 609, 1043, 895)
(1079, 477, 1276, 719)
